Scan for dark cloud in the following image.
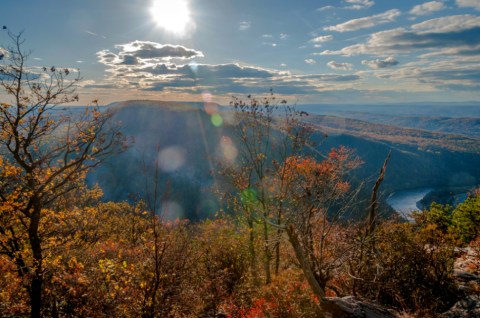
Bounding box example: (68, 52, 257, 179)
(97, 40, 204, 67)
(327, 61, 354, 71)
(420, 68, 480, 82)
(120, 55, 139, 65)
(96, 41, 362, 96)
(136, 67, 360, 95)
(138, 63, 275, 80)
(121, 41, 203, 60)
(362, 56, 399, 68)
(299, 74, 360, 81)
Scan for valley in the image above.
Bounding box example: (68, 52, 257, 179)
(86, 100, 480, 220)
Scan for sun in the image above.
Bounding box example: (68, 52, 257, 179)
(150, 0, 191, 34)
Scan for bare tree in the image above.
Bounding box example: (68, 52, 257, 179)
(0, 30, 125, 318)
(219, 92, 312, 285)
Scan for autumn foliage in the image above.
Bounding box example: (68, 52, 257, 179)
(2, 32, 479, 318)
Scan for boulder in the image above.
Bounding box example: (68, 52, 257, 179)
(454, 270, 480, 282)
(440, 295, 480, 318)
(322, 296, 397, 318)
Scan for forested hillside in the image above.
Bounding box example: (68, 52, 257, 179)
(87, 100, 480, 221)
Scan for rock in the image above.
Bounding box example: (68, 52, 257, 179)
(454, 270, 480, 282)
(322, 296, 397, 318)
(454, 247, 479, 276)
(440, 295, 480, 318)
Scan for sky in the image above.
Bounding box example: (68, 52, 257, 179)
(1, 0, 480, 105)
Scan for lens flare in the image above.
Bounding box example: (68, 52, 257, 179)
(219, 136, 238, 163)
(158, 146, 187, 172)
(160, 201, 184, 220)
(211, 113, 223, 127)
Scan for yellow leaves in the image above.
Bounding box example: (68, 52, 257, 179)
(0, 158, 22, 178)
(257, 152, 266, 160)
(68, 257, 85, 272)
(0, 102, 11, 109)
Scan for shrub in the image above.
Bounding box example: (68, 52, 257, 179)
(451, 194, 480, 245)
(356, 220, 458, 315)
(226, 268, 320, 318)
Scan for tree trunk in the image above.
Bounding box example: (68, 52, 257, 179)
(274, 240, 280, 276)
(262, 215, 272, 284)
(286, 224, 325, 304)
(274, 209, 283, 276)
(366, 151, 391, 246)
(29, 206, 43, 318)
(248, 217, 260, 286)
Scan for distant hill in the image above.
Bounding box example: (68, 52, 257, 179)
(298, 103, 480, 118)
(316, 113, 480, 138)
(306, 114, 480, 153)
(85, 100, 480, 220)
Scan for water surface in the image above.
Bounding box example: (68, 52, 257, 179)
(386, 188, 433, 220)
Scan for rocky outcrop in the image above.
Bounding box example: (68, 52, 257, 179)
(440, 295, 480, 318)
(441, 246, 480, 317)
(322, 296, 397, 318)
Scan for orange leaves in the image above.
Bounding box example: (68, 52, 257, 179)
(228, 268, 320, 318)
(281, 147, 359, 203)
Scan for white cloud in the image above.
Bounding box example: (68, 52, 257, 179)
(457, 0, 480, 11)
(311, 35, 334, 42)
(239, 21, 251, 31)
(318, 15, 480, 56)
(280, 33, 288, 40)
(262, 42, 277, 47)
(411, 14, 480, 33)
(85, 30, 99, 37)
(327, 61, 353, 70)
(419, 44, 480, 58)
(410, 1, 446, 16)
(262, 34, 273, 38)
(85, 30, 106, 39)
(362, 56, 399, 68)
(317, 5, 335, 11)
(324, 9, 401, 32)
(344, 0, 375, 10)
(305, 59, 317, 64)
(0, 47, 9, 59)
(375, 58, 480, 91)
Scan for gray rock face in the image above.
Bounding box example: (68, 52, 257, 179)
(454, 270, 480, 282)
(440, 295, 480, 318)
(322, 296, 397, 318)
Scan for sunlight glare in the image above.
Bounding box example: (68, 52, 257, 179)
(150, 0, 191, 35)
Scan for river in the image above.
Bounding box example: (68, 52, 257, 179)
(386, 188, 433, 220)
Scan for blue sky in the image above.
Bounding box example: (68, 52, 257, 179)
(1, 0, 480, 104)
